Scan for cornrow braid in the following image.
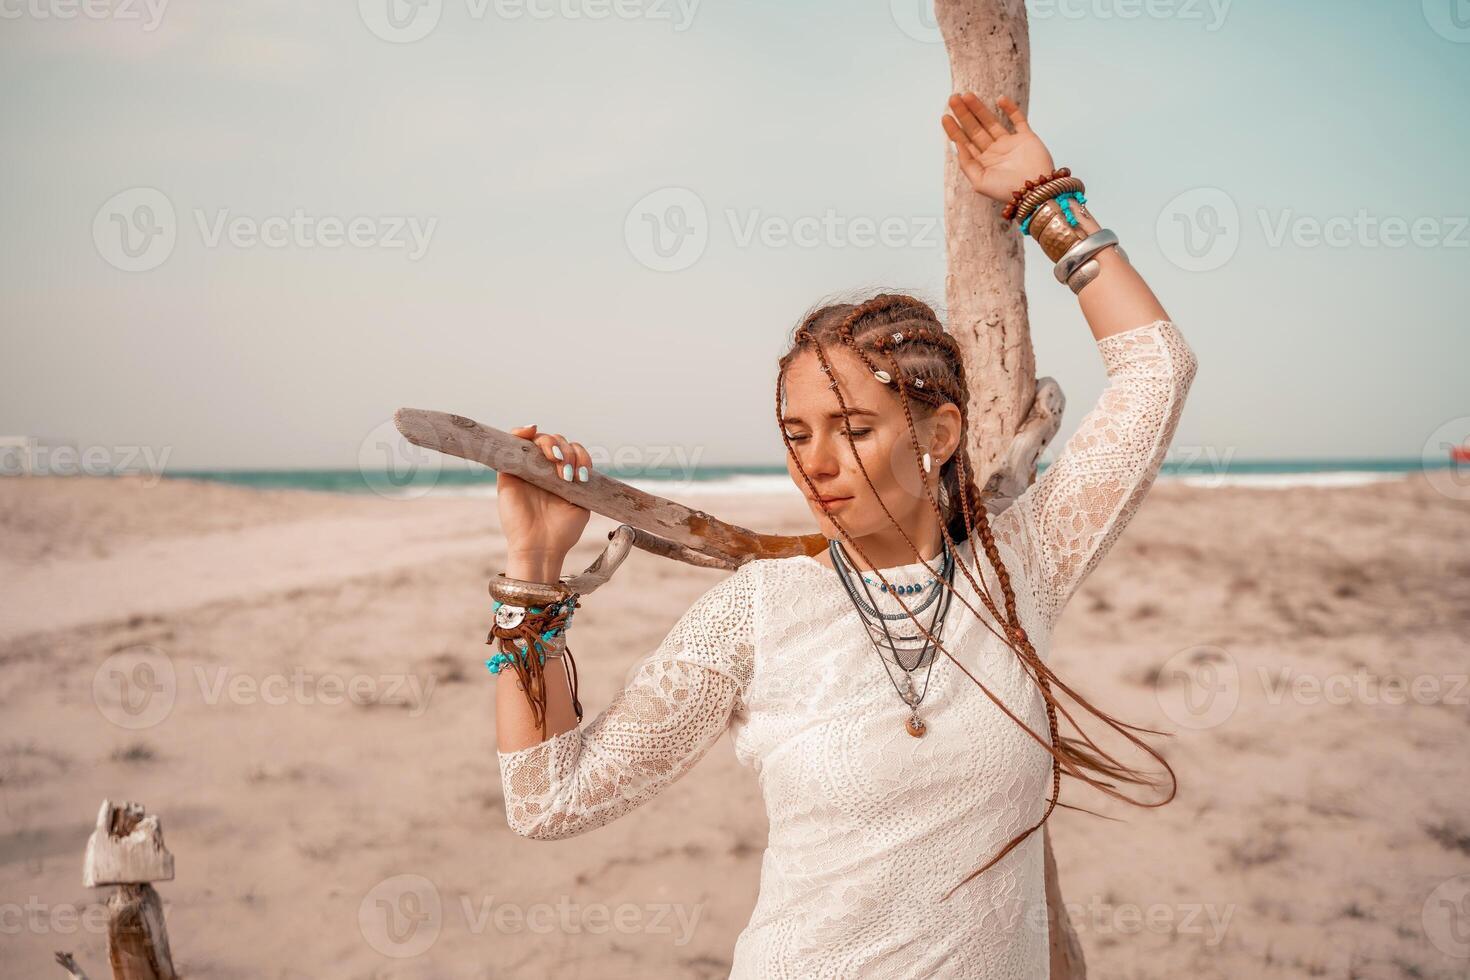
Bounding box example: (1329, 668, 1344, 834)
(776, 290, 1177, 902)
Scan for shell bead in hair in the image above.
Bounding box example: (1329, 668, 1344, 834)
(874, 369, 892, 384)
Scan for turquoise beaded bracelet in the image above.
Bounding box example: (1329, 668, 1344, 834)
(486, 598, 575, 675)
(486, 647, 546, 674)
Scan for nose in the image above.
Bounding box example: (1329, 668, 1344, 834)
(796, 429, 843, 482)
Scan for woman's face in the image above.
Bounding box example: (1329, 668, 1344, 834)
(780, 346, 962, 541)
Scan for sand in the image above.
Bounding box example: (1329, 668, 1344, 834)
(1, 474, 1467, 979)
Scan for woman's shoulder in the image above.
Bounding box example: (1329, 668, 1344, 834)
(659, 560, 767, 662)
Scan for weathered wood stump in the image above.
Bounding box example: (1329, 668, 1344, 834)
(81, 800, 178, 980)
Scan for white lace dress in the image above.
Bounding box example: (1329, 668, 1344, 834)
(497, 319, 1198, 979)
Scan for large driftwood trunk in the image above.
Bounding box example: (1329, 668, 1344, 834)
(936, 2, 1086, 977)
(936, 0, 1037, 494)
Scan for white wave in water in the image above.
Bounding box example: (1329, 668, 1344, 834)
(1163, 471, 1407, 490)
(409, 470, 1409, 498)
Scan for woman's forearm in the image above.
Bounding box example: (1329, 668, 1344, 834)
(496, 550, 581, 753)
(1060, 207, 1171, 341)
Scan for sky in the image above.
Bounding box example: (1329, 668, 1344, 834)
(2, 0, 1467, 472)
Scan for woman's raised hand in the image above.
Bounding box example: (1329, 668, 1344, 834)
(941, 92, 1056, 205)
(497, 424, 592, 565)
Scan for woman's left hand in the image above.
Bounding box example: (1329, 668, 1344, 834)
(941, 92, 1056, 205)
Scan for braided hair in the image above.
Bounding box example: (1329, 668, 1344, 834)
(775, 291, 1177, 901)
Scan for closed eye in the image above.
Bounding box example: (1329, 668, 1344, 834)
(785, 429, 872, 442)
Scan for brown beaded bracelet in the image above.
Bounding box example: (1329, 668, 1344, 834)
(1002, 166, 1071, 222)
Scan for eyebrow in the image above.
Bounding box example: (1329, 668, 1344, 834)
(780, 407, 879, 425)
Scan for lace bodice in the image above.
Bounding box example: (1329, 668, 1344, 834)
(497, 319, 1198, 979)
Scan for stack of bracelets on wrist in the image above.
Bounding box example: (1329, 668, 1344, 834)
(486, 572, 584, 737)
(1002, 166, 1130, 295)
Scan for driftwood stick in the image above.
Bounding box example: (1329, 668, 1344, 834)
(984, 377, 1066, 508)
(82, 800, 178, 980)
(394, 407, 825, 566)
(105, 886, 176, 980)
(53, 952, 92, 979)
(84, 800, 173, 888)
(621, 526, 740, 571)
(1044, 825, 1086, 976)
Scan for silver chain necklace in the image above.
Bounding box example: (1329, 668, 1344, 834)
(830, 539, 956, 738)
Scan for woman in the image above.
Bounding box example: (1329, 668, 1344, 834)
(490, 91, 1198, 978)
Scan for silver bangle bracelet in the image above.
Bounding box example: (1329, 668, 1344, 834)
(1065, 258, 1104, 295)
(1054, 228, 1127, 285)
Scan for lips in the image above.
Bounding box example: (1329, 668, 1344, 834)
(815, 496, 852, 507)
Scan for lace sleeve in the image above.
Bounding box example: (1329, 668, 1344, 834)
(495, 561, 758, 840)
(994, 319, 1198, 630)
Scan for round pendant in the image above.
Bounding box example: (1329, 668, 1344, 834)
(495, 603, 527, 630)
(906, 714, 927, 738)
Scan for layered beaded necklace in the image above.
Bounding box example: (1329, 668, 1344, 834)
(830, 537, 956, 738)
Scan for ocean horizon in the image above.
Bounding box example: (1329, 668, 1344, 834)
(134, 458, 1458, 497)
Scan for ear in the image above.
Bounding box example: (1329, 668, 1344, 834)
(931, 402, 965, 466)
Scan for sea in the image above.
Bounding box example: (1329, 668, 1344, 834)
(156, 459, 1452, 498)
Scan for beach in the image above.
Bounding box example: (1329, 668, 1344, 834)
(1, 473, 1467, 979)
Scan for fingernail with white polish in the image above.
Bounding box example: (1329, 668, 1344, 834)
(562, 464, 572, 481)
(552, 446, 564, 460)
(578, 466, 588, 482)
